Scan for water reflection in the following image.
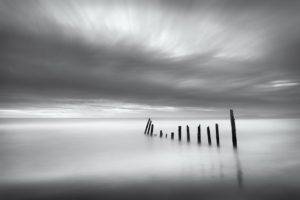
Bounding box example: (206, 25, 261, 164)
(216, 148, 244, 190)
(234, 149, 244, 189)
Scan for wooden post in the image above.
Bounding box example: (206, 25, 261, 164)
(215, 123, 220, 147)
(160, 130, 163, 138)
(171, 132, 174, 140)
(197, 125, 201, 144)
(144, 118, 150, 134)
(207, 126, 211, 145)
(230, 109, 237, 148)
(186, 125, 190, 142)
(178, 126, 182, 141)
(150, 124, 154, 136)
(147, 120, 152, 135)
(165, 134, 168, 138)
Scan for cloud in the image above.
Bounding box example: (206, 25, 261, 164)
(0, 0, 300, 118)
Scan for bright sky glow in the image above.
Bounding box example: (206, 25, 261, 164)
(42, 1, 264, 59)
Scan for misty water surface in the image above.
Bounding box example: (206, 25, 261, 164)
(0, 118, 300, 200)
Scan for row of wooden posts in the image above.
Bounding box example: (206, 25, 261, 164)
(144, 109, 237, 148)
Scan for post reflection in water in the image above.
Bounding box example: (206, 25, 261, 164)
(234, 149, 244, 189)
(216, 147, 244, 190)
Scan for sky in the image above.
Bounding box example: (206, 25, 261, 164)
(0, 0, 300, 118)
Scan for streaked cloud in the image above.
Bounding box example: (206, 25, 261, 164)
(0, 0, 300, 118)
(270, 80, 299, 88)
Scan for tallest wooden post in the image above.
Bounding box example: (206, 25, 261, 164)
(230, 109, 237, 148)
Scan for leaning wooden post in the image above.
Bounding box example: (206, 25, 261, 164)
(207, 126, 211, 145)
(160, 130, 163, 138)
(171, 132, 174, 140)
(186, 125, 190, 142)
(147, 120, 152, 135)
(150, 124, 154, 136)
(215, 123, 220, 147)
(197, 125, 201, 144)
(144, 118, 150, 134)
(178, 126, 182, 141)
(230, 109, 237, 148)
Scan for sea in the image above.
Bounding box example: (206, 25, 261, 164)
(0, 118, 300, 200)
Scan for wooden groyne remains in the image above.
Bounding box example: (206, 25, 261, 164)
(144, 109, 238, 148)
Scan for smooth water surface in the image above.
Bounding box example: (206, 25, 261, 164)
(0, 118, 300, 200)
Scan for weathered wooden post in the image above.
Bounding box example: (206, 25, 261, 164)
(197, 125, 201, 144)
(144, 118, 150, 134)
(215, 123, 220, 147)
(186, 125, 190, 142)
(160, 130, 163, 138)
(150, 124, 154, 136)
(165, 134, 168, 138)
(171, 132, 174, 140)
(230, 109, 237, 148)
(207, 126, 211, 145)
(147, 120, 152, 135)
(178, 126, 182, 141)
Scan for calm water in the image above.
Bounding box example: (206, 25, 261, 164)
(0, 118, 300, 200)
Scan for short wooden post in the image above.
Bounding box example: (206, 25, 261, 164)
(160, 130, 163, 138)
(147, 120, 152, 135)
(171, 132, 174, 140)
(150, 124, 154, 136)
(230, 109, 237, 148)
(197, 125, 201, 144)
(215, 123, 220, 147)
(186, 125, 190, 142)
(165, 134, 168, 138)
(207, 126, 211, 145)
(178, 126, 182, 141)
(144, 118, 150, 134)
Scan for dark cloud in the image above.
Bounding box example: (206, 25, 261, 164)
(0, 0, 299, 118)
